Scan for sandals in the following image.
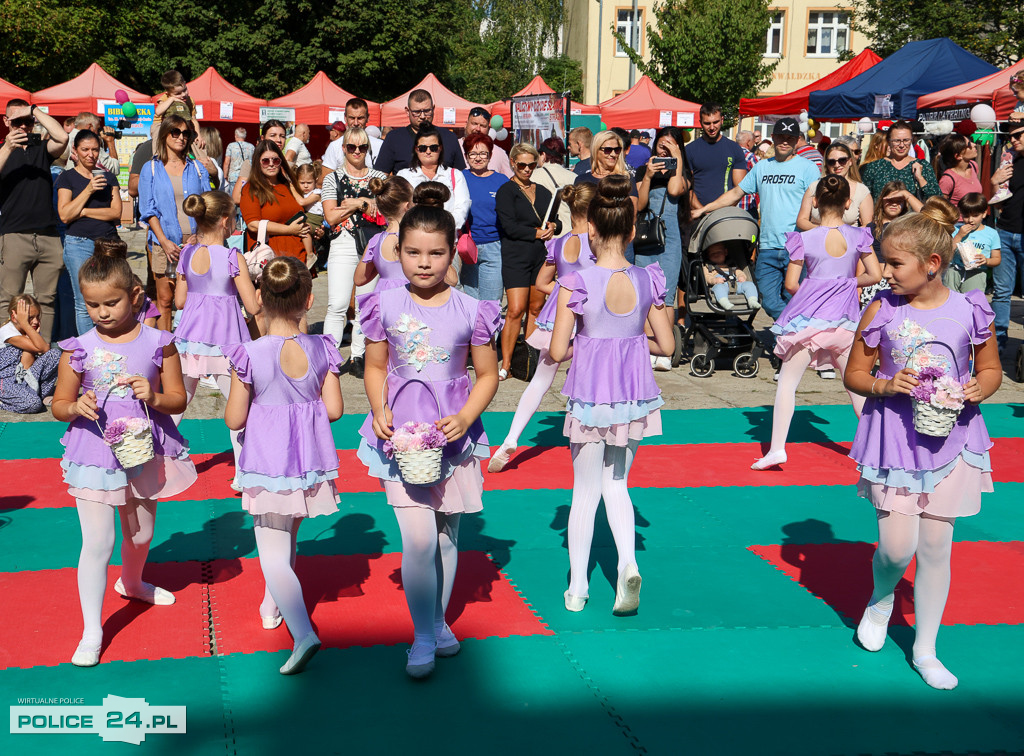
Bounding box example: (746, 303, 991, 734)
(498, 367, 509, 381)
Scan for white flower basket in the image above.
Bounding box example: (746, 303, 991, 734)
(381, 366, 445, 486)
(95, 386, 155, 469)
(905, 317, 974, 440)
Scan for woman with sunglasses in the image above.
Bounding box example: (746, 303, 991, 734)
(321, 127, 388, 374)
(240, 140, 309, 266)
(797, 143, 873, 230)
(495, 143, 560, 380)
(860, 121, 940, 202)
(138, 115, 211, 330)
(396, 125, 471, 230)
(461, 132, 508, 302)
(574, 131, 639, 207)
(232, 120, 288, 206)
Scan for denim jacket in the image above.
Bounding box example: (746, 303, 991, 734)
(138, 157, 210, 247)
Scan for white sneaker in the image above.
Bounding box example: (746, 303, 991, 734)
(198, 376, 218, 390)
(990, 187, 1013, 204)
(716, 297, 734, 310)
(817, 368, 836, 380)
(654, 356, 672, 372)
(773, 369, 780, 382)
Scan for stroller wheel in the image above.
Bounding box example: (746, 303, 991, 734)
(1015, 344, 1024, 383)
(690, 352, 714, 378)
(671, 324, 683, 367)
(733, 352, 759, 379)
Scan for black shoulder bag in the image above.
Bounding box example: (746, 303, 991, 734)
(634, 182, 668, 254)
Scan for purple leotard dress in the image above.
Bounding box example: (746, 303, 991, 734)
(224, 335, 342, 518)
(559, 264, 666, 446)
(174, 243, 250, 378)
(362, 231, 406, 292)
(772, 225, 874, 369)
(59, 326, 197, 505)
(357, 286, 503, 512)
(526, 232, 596, 351)
(849, 290, 994, 518)
(136, 295, 159, 323)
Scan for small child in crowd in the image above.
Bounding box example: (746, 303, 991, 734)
(0, 294, 62, 413)
(154, 70, 200, 134)
(946, 192, 1001, 293)
(704, 242, 760, 311)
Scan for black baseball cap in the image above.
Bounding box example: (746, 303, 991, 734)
(772, 118, 800, 137)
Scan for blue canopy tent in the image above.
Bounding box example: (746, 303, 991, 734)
(808, 38, 998, 120)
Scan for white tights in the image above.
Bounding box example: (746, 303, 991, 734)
(76, 498, 158, 649)
(755, 350, 865, 467)
(393, 507, 461, 645)
(567, 440, 640, 597)
(174, 374, 242, 471)
(502, 350, 560, 448)
(254, 515, 314, 642)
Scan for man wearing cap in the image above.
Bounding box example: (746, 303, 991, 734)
(459, 107, 512, 177)
(991, 122, 1024, 351)
(625, 129, 651, 170)
(374, 90, 466, 174)
(322, 98, 383, 172)
(693, 117, 820, 320)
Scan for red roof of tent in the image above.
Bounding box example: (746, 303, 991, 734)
(599, 76, 700, 129)
(488, 75, 600, 124)
(32, 63, 148, 116)
(380, 74, 484, 128)
(0, 77, 31, 105)
(159, 67, 266, 122)
(268, 71, 380, 126)
(917, 59, 1024, 121)
(739, 49, 882, 117)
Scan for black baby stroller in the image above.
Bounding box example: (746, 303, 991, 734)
(680, 207, 770, 378)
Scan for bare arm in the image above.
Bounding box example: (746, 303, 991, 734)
(783, 260, 803, 295)
(174, 271, 189, 310)
(646, 304, 675, 356)
(535, 263, 557, 295)
(693, 186, 746, 218)
(224, 372, 251, 430)
(363, 339, 393, 440)
(232, 252, 261, 315)
(856, 253, 882, 287)
(37, 108, 69, 157)
(795, 187, 817, 231)
(320, 371, 344, 421)
(548, 286, 576, 363)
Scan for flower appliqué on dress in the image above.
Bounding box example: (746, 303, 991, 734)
(388, 314, 450, 372)
(83, 348, 134, 397)
(887, 319, 951, 373)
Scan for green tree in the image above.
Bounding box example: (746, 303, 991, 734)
(850, 0, 1024, 67)
(539, 54, 584, 103)
(613, 0, 778, 118)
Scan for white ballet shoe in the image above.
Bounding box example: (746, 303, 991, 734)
(435, 624, 461, 658)
(114, 577, 175, 605)
(856, 608, 889, 652)
(564, 590, 588, 612)
(913, 655, 959, 690)
(261, 613, 283, 630)
(612, 564, 642, 615)
(751, 450, 787, 470)
(406, 640, 436, 679)
(487, 444, 516, 473)
(279, 633, 321, 675)
(71, 641, 100, 667)
(230, 477, 243, 493)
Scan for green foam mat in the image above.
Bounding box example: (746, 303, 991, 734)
(0, 656, 226, 755)
(220, 636, 628, 755)
(559, 624, 1024, 755)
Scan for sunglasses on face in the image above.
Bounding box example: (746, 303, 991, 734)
(1010, 131, 1024, 142)
(826, 157, 849, 167)
(416, 144, 440, 153)
(168, 128, 194, 140)
(260, 156, 282, 167)
(345, 143, 369, 154)
(9, 116, 35, 129)
(599, 146, 622, 155)
(515, 162, 537, 171)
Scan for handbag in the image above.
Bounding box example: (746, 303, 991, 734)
(456, 225, 478, 264)
(243, 219, 274, 281)
(509, 335, 539, 382)
(633, 185, 668, 254)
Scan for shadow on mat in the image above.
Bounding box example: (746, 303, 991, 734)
(0, 495, 34, 510)
(149, 510, 253, 565)
(303, 514, 387, 604)
(525, 413, 564, 447)
(99, 561, 201, 655)
(550, 503, 650, 596)
(742, 406, 841, 445)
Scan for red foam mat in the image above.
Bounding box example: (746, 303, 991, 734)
(0, 561, 207, 669)
(209, 551, 551, 655)
(749, 540, 1024, 626)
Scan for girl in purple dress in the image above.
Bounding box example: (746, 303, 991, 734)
(173, 191, 259, 486)
(134, 280, 160, 327)
(358, 200, 501, 679)
(549, 176, 675, 615)
(51, 246, 197, 667)
(753, 176, 882, 471)
(353, 176, 413, 294)
(489, 183, 597, 472)
(845, 211, 1002, 690)
(224, 257, 344, 675)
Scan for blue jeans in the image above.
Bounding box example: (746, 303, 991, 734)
(635, 186, 682, 307)
(461, 240, 503, 301)
(63, 235, 97, 335)
(993, 229, 1024, 349)
(754, 247, 792, 320)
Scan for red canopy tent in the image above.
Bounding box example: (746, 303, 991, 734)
(0, 77, 31, 105)
(32, 63, 148, 116)
(487, 75, 600, 125)
(268, 71, 380, 126)
(739, 49, 883, 117)
(380, 74, 484, 129)
(598, 76, 700, 129)
(917, 59, 1024, 121)
(160, 67, 266, 123)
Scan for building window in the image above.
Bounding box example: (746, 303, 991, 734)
(765, 12, 784, 57)
(806, 11, 850, 57)
(616, 9, 644, 57)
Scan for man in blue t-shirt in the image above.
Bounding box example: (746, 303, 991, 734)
(694, 117, 820, 320)
(686, 103, 748, 210)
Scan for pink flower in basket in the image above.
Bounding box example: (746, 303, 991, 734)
(909, 364, 966, 411)
(383, 421, 447, 458)
(103, 417, 150, 446)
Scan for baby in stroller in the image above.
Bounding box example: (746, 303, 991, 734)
(703, 242, 760, 311)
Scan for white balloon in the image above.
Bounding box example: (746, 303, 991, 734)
(488, 128, 498, 138)
(970, 103, 997, 130)
(799, 111, 809, 123)
(495, 128, 508, 141)
(858, 117, 874, 133)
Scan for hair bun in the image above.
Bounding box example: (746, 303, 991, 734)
(595, 175, 632, 205)
(183, 193, 206, 220)
(413, 181, 450, 207)
(368, 177, 386, 197)
(920, 196, 958, 234)
(560, 184, 578, 203)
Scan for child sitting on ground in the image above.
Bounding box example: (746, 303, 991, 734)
(946, 192, 1001, 294)
(704, 242, 760, 310)
(0, 294, 62, 413)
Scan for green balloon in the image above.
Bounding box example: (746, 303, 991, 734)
(122, 102, 137, 119)
(490, 115, 504, 130)
(600, 121, 607, 131)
